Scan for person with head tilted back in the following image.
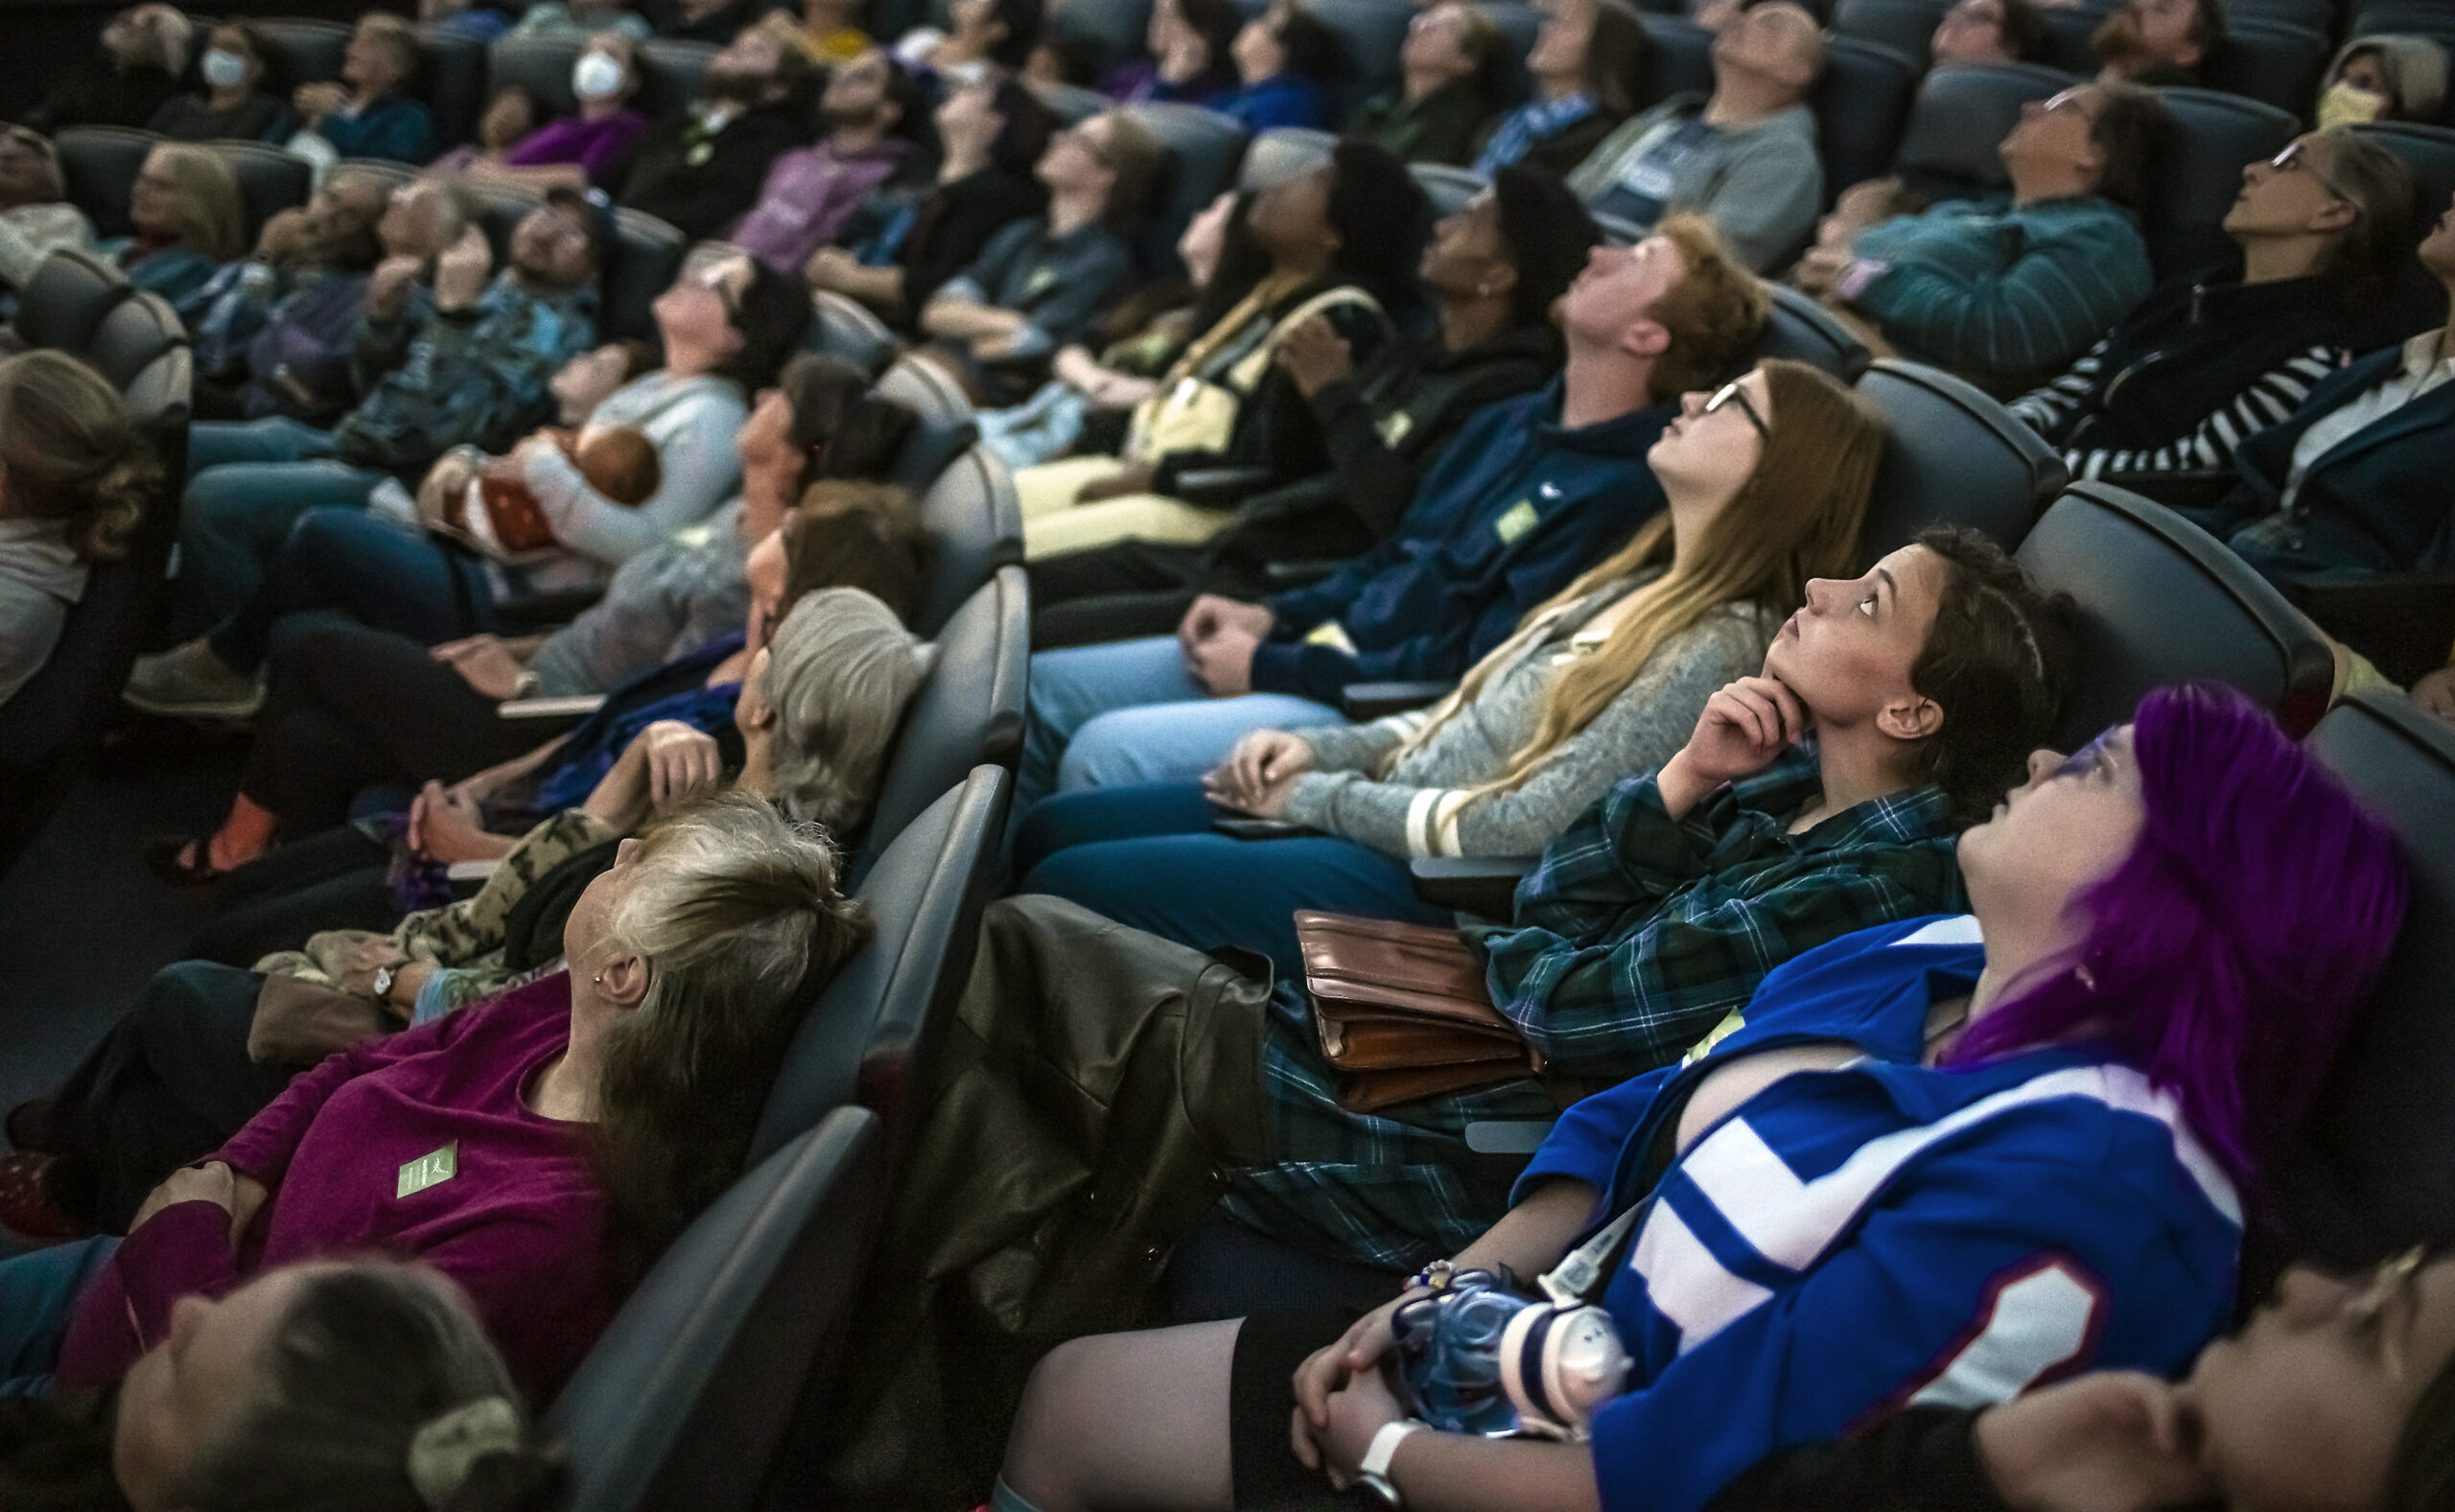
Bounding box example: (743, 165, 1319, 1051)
(1473, 0, 1648, 179)
(291, 14, 436, 165)
(1929, 0, 2052, 67)
(101, 144, 247, 323)
(1013, 215, 1766, 813)
(616, 17, 816, 242)
(3, 582, 934, 1244)
(1015, 359, 1888, 979)
(0, 128, 98, 296)
(1025, 170, 1599, 650)
(725, 46, 932, 278)
(2318, 35, 2449, 130)
(2176, 191, 2455, 593)
(1796, 81, 2168, 389)
(2091, 0, 2224, 88)
(456, 33, 654, 194)
(0, 354, 157, 710)
(0, 793, 873, 1412)
(993, 686, 2407, 1512)
(2, 1258, 568, 1511)
(1566, 0, 1827, 272)
(2008, 129, 2416, 490)
(147, 21, 287, 144)
(23, 3, 190, 133)
(1345, 1, 1503, 168)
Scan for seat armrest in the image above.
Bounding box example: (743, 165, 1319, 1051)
(1343, 680, 1454, 720)
(2100, 470, 2238, 514)
(1264, 558, 1344, 588)
(2277, 569, 2455, 686)
(1409, 854, 1538, 919)
(1170, 465, 1274, 508)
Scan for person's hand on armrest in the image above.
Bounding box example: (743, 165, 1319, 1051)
(409, 780, 518, 865)
(1653, 674, 1811, 821)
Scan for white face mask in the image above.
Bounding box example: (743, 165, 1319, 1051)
(200, 48, 248, 89)
(573, 52, 625, 100)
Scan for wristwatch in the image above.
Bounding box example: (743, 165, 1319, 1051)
(1357, 1419, 1424, 1510)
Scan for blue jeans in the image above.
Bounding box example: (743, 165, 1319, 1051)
(176, 418, 387, 639)
(0, 1236, 120, 1398)
(208, 508, 490, 674)
(1014, 782, 1449, 980)
(1018, 636, 1341, 809)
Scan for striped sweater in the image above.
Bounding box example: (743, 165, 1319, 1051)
(2006, 273, 2354, 481)
(1277, 575, 1774, 859)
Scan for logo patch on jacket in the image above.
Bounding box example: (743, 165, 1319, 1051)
(1495, 498, 1540, 545)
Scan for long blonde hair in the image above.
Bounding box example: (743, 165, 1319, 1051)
(1378, 359, 1885, 801)
(143, 144, 246, 262)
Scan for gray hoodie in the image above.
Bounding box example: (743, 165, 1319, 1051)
(1567, 95, 1824, 271)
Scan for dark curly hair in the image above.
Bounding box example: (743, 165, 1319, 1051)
(1905, 524, 2080, 825)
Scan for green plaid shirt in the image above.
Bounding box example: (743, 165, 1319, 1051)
(1218, 750, 1966, 1269)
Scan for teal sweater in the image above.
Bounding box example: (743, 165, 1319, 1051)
(1848, 194, 2153, 384)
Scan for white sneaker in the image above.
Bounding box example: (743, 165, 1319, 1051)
(123, 642, 266, 719)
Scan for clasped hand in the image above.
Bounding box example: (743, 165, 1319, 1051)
(1176, 594, 1274, 698)
(1205, 729, 1315, 816)
(1290, 1294, 1415, 1486)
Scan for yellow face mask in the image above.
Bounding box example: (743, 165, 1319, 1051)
(2317, 80, 2387, 131)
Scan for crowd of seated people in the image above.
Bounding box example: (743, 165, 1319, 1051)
(3, 0, 2455, 1505)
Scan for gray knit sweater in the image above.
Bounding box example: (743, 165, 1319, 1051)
(1278, 577, 1776, 859)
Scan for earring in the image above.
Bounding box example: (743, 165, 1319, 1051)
(593, 973, 604, 986)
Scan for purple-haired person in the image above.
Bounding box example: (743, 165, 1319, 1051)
(996, 682, 2410, 1512)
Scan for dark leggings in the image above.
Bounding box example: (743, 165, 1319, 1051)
(37, 961, 294, 1234)
(237, 619, 552, 836)
(207, 506, 492, 674)
(188, 825, 402, 966)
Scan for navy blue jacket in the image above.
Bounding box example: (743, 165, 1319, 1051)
(2213, 342, 2455, 576)
(1253, 382, 1670, 702)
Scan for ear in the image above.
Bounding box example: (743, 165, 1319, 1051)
(1619, 315, 1672, 361)
(1479, 261, 1520, 303)
(2310, 196, 2358, 235)
(596, 947, 652, 1011)
(1877, 690, 1945, 744)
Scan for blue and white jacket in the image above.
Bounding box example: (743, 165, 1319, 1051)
(1512, 916, 2243, 1512)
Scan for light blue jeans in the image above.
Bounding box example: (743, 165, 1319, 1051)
(175, 418, 387, 640)
(1018, 635, 1341, 809)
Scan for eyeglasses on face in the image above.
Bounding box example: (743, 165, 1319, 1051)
(1704, 379, 1769, 440)
(2266, 140, 2353, 203)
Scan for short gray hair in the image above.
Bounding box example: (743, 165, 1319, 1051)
(761, 587, 936, 835)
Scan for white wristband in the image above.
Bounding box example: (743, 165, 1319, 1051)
(1361, 1418, 1425, 1484)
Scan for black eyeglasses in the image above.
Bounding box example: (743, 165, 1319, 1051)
(1704, 380, 1768, 440)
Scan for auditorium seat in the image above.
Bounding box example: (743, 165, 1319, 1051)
(1636, 14, 1715, 106)
(1474, 0, 1540, 107)
(206, 139, 312, 246)
(1047, 0, 1154, 83)
(850, 566, 1027, 888)
(485, 34, 588, 120)
(2034, 5, 2099, 77)
(1891, 62, 2073, 204)
(635, 38, 716, 118)
(751, 763, 1014, 1159)
(2275, 689, 2455, 1268)
(874, 355, 980, 488)
(2204, 17, 2329, 118)
(1812, 36, 1921, 214)
(2351, 121, 2455, 227)
(1307, 0, 1415, 117)
(53, 126, 157, 241)
(913, 445, 1025, 638)
(1855, 360, 2064, 558)
(1410, 161, 1484, 216)
(2142, 87, 2299, 283)
(1240, 126, 1336, 189)
(1833, 0, 1944, 68)
(546, 1106, 884, 1512)
(1027, 80, 1111, 126)
(600, 206, 688, 344)
(248, 17, 351, 94)
(13, 249, 130, 356)
(806, 289, 900, 379)
(1123, 101, 1251, 268)
(2013, 481, 2335, 747)
(417, 24, 490, 150)
(83, 286, 187, 390)
(1756, 283, 1874, 380)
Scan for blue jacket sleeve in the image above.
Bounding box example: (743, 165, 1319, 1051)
(1588, 1147, 2231, 1512)
(1513, 1071, 1675, 1208)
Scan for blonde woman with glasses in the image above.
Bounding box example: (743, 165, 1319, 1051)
(1011, 358, 1886, 977)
